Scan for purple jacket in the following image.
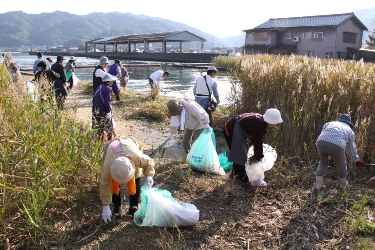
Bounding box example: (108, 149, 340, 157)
(107, 64, 119, 77)
(94, 84, 112, 113)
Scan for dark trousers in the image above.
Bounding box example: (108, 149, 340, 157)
(54, 79, 67, 109)
(68, 75, 73, 89)
(112, 81, 120, 95)
(204, 108, 213, 127)
(112, 177, 141, 208)
(223, 127, 248, 183)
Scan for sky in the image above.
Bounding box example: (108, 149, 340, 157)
(1, 0, 374, 38)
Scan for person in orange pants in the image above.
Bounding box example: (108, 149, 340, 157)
(100, 136, 155, 223)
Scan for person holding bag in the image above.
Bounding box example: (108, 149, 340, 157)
(166, 99, 210, 162)
(100, 136, 155, 223)
(193, 66, 220, 127)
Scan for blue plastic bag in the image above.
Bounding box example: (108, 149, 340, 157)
(187, 128, 225, 175)
(218, 151, 233, 172)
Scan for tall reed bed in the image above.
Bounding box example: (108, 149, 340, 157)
(0, 64, 102, 248)
(213, 54, 375, 163)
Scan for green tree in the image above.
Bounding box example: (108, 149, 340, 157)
(366, 29, 375, 49)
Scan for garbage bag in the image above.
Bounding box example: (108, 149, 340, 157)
(218, 152, 233, 172)
(134, 184, 199, 227)
(65, 70, 73, 81)
(187, 128, 225, 175)
(245, 144, 277, 187)
(25, 80, 36, 100)
(72, 72, 79, 86)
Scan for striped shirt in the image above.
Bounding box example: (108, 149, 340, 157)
(316, 121, 359, 162)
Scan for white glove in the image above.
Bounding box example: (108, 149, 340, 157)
(167, 133, 173, 140)
(204, 124, 210, 129)
(102, 205, 111, 224)
(147, 176, 154, 188)
(106, 112, 111, 119)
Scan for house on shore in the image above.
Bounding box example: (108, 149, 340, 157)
(243, 13, 368, 60)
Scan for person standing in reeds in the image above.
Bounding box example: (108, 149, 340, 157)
(119, 64, 129, 89)
(33, 52, 50, 76)
(149, 70, 169, 99)
(51, 55, 68, 109)
(94, 74, 117, 142)
(34, 60, 58, 102)
(193, 66, 220, 127)
(64, 56, 76, 93)
(223, 109, 283, 192)
(315, 114, 364, 190)
(100, 136, 155, 222)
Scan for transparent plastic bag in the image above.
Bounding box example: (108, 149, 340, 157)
(245, 144, 277, 187)
(134, 184, 199, 227)
(72, 73, 79, 86)
(187, 128, 225, 175)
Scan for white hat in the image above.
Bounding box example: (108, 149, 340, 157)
(70, 56, 76, 61)
(102, 74, 117, 82)
(207, 66, 218, 72)
(110, 156, 135, 184)
(263, 109, 283, 124)
(100, 56, 109, 64)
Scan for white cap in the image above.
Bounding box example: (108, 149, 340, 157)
(110, 157, 135, 184)
(102, 73, 117, 82)
(207, 66, 218, 72)
(263, 109, 283, 124)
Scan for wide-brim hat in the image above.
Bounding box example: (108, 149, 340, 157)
(100, 56, 109, 64)
(167, 100, 183, 116)
(70, 56, 76, 61)
(263, 108, 283, 124)
(338, 114, 353, 128)
(110, 156, 135, 184)
(102, 74, 117, 82)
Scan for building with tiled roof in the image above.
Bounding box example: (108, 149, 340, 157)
(243, 13, 368, 59)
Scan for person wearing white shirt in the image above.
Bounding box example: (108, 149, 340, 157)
(315, 114, 364, 190)
(166, 99, 210, 162)
(149, 70, 169, 89)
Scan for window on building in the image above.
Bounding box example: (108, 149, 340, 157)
(308, 51, 316, 57)
(285, 33, 292, 39)
(254, 32, 268, 41)
(313, 32, 323, 39)
(343, 32, 356, 44)
(246, 33, 253, 37)
(324, 51, 334, 59)
(302, 32, 312, 38)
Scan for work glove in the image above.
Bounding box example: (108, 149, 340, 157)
(355, 161, 365, 167)
(368, 176, 375, 189)
(167, 133, 173, 140)
(106, 112, 112, 119)
(147, 176, 154, 188)
(204, 124, 210, 129)
(102, 205, 112, 224)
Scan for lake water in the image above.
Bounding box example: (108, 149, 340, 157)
(5, 52, 231, 104)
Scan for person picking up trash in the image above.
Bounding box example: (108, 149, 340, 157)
(166, 99, 210, 162)
(222, 109, 283, 191)
(315, 114, 364, 191)
(93, 74, 117, 142)
(100, 136, 155, 224)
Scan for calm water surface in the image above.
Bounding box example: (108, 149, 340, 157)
(6, 52, 231, 104)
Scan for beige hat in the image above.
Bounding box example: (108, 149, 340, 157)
(70, 56, 76, 61)
(167, 100, 183, 116)
(110, 156, 135, 184)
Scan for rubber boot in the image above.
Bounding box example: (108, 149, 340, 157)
(181, 149, 187, 163)
(339, 178, 348, 189)
(115, 94, 120, 101)
(315, 176, 324, 191)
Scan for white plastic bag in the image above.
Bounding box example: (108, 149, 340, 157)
(245, 144, 277, 187)
(72, 73, 79, 86)
(187, 128, 225, 175)
(25, 80, 37, 100)
(134, 185, 199, 227)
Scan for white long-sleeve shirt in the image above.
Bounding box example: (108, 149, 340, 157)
(316, 121, 359, 162)
(149, 70, 165, 88)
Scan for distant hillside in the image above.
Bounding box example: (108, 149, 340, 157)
(0, 11, 237, 49)
(354, 7, 375, 44)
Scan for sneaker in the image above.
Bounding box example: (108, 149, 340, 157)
(240, 182, 257, 192)
(126, 206, 138, 217)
